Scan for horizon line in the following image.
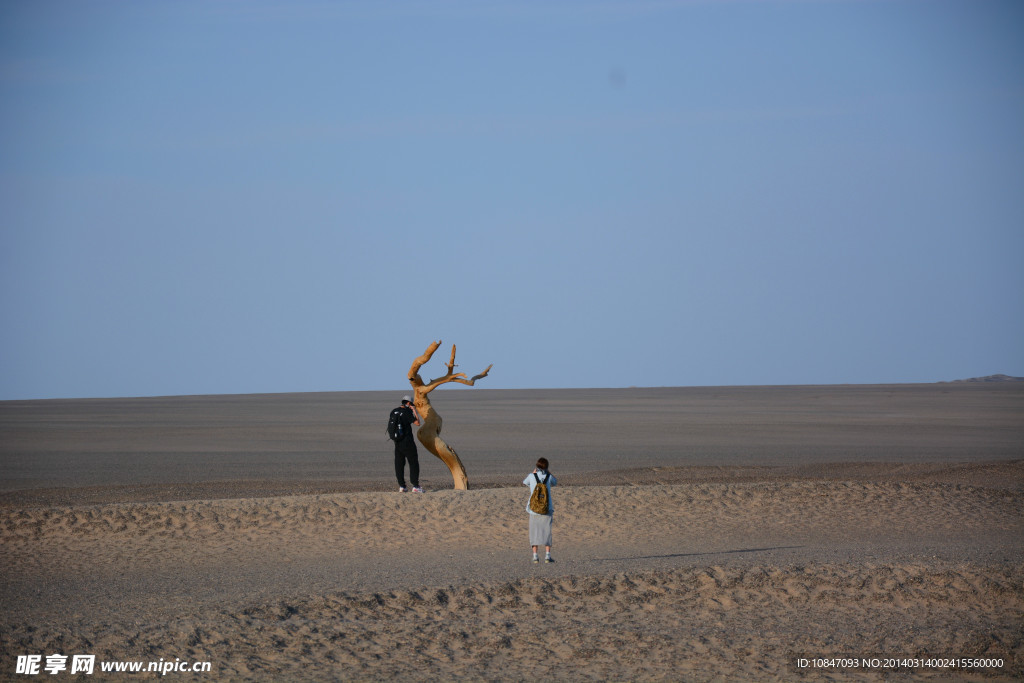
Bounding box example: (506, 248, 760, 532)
(4, 376, 1022, 403)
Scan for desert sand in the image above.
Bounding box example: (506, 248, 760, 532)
(1, 384, 1022, 681)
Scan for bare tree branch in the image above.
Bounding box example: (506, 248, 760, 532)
(451, 363, 493, 386)
(408, 340, 442, 385)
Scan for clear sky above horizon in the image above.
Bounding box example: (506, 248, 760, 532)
(2, 0, 1022, 400)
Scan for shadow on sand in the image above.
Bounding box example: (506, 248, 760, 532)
(595, 546, 806, 562)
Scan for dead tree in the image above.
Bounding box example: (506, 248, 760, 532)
(407, 340, 492, 490)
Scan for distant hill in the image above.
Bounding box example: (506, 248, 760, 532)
(948, 374, 1024, 383)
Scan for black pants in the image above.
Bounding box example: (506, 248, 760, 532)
(394, 436, 419, 488)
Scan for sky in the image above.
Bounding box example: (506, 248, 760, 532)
(1, 0, 1022, 400)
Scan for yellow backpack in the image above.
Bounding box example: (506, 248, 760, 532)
(529, 473, 550, 514)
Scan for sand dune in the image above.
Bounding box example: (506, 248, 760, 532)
(4, 479, 1022, 557)
(3, 561, 1020, 681)
(4, 481, 1022, 586)
(2, 479, 1022, 680)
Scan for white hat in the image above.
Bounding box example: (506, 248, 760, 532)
(402, 395, 412, 403)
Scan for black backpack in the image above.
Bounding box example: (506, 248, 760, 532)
(386, 407, 406, 441)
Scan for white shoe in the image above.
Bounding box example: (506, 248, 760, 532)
(399, 486, 408, 493)
(412, 487, 424, 493)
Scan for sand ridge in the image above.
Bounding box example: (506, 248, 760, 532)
(7, 477, 1024, 535)
(3, 481, 1022, 579)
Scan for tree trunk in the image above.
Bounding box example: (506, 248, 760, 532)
(407, 341, 492, 490)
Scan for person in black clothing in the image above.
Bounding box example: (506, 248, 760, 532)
(393, 396, 423, 492)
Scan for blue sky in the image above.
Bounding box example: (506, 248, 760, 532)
(2, 0, 1022, 399)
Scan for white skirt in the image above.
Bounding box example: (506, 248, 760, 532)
(529, 514, 553, 546)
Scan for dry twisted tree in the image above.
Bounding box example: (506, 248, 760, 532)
(408, 340, 492, 490)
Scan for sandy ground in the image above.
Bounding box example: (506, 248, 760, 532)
(1, 384, 1022, 681)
